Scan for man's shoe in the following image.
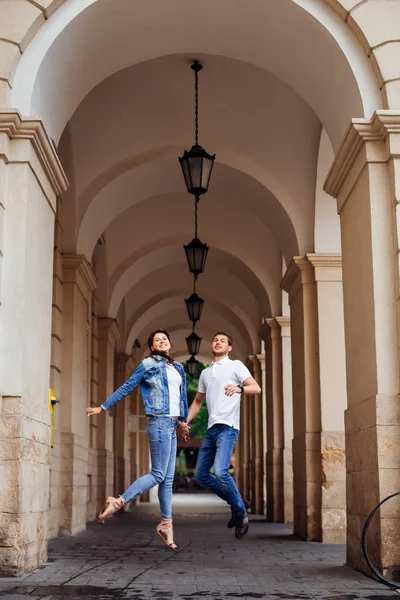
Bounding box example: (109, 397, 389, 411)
(227, 499, 250, 529)
(235, 510, 249, 540)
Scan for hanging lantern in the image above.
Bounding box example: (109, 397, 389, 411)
(185, 292, 204, 324)
(179, 61, 215, 196)
(184, 236, 209, 277)
(179, 144, 215, 197)
(187, 355, 200, 376)
(186, 330, 202, 356)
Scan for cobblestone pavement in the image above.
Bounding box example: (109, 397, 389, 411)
(0, 495, 398, 600)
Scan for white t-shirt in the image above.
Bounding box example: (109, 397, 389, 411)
(198, 356, 251, 431)
(166, 363, 182, 417)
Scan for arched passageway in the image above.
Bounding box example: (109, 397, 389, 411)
(0, 0, 400, 583)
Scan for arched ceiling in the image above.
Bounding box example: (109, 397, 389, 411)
(12, 0, 383, 361)
(13, 0, 379, 147)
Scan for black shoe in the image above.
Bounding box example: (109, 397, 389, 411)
(235, 510, 249, 540)
(227, 499, 251, 529)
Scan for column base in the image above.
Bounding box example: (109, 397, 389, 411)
(321, 431, 346, 543)
(59, 432, 88, 535)
(253, 457, 264, 515)
(242, 462, 249, 502)
(283, 448, 293, 524)
(0, 396, 50, 576)
(293, 431, 346, 542)
(267, 448, 284, 522)
(345, 397, 400, 573)
(292, 432, 321, 541)
(97, 448, 115, 503)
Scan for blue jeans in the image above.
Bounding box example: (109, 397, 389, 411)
(195, 424, 245, 515)
(121, 416, 177, 518)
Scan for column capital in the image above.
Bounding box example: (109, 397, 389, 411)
(63, 254, 97, 302)
(256, 353, 265, 367)
(275, 316, 291, 329)
(260, 317, 291, 342)
(115, 352, 130, 367)
(306, 254, 342, 282)
(281, 254, 342, 300)
(0, 110, 68, 202)
(247, 354, 260, 367)
(281, 256, 314, 300)
(260, 316, 289, 341)
(324, 110, 400, 211)
(98, 317, 120, 345)
(266, 317, 281, 340)
(115, 353, 134, 376)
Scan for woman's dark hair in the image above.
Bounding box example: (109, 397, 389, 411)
(147, 330, 174, 364)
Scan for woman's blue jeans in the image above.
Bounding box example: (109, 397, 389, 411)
(121, 416, 177, 518)
(195, 423, 245, 515)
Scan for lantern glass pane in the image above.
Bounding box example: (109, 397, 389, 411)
(181, 158, 191, 191)
(188, 156, 203, 191)
(193, 246, 202, 272)
(201, 156, 214, 190)
(196, 245, 208, 272)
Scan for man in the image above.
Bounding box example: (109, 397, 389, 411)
(178, 332, 261, 539)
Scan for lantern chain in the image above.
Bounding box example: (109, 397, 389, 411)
(194, 195, 199, 239)
(194, 63, 199, 145)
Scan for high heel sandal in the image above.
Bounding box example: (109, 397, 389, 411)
(156, 518, 178, 552)
(97, 496, 125, 523)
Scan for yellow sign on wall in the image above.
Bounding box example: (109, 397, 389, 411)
(49, 388, 57, 448)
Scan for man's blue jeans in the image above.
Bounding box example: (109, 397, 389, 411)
(195, 423, 245, 515)
(121, 416, 177, 518)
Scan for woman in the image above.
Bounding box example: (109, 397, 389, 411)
(86, 330, 187, 551)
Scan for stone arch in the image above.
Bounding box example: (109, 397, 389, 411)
(6, 0, 380, 135)
(108, 246, 269, 324)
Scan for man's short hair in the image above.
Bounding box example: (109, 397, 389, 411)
(213, 331, 233, 346)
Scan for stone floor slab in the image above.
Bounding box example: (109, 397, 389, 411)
(0, 495, 399, 600)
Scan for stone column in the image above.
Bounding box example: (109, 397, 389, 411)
(236, 402, 244, 497)
(257, 352, 268, 516)
(248, 356, 264, 515)
(325, 112, 400, 574)
(0, 112, 68, 575)
(279, 318, 294, 524)
(282, 254, 346, 542)
(49, 197, 65, 539)
(263, 319, 283, 523)
(97, 318, 119, 503)
(60, 255, 97, 535)
(129, 384, 142, 499)
(240, 394, 251, 502)
(261, 317, 293, 524)
(114, 353, 133, 496)
(87, 310, 99, 521)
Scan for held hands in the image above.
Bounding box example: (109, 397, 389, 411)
(85, 406, 103, 416)
(224, 384, 242, 397)
(177, 421, 190, 441)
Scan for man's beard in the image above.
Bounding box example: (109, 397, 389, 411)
(212, 350, 226, 357)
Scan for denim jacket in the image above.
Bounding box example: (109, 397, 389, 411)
(101, 355, 188, 421)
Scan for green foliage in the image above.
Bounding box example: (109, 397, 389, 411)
(182, 361, 209, 438)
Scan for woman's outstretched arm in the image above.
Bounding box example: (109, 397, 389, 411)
(86, 361, 145, 416)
